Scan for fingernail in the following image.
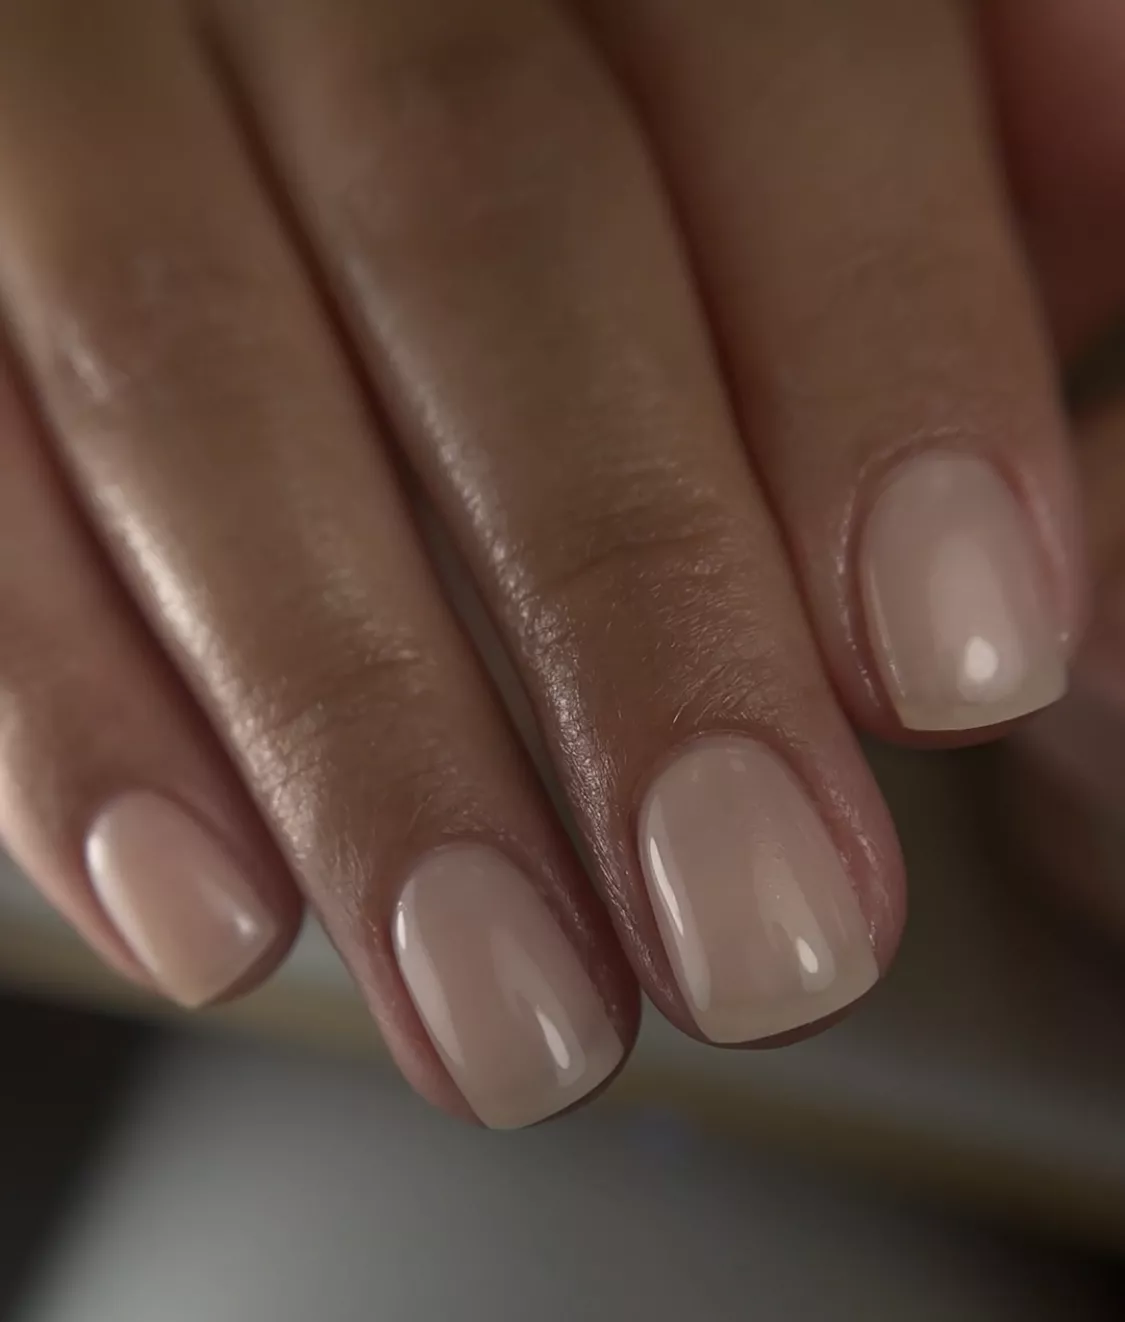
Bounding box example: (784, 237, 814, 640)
(85, 792, 278, 1007)
(638, 737, 877, 1043)
(393, 846, 622, 1129)
(861, 452, 1066, 731)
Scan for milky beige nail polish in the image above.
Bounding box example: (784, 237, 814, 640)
(85, 792, 279, 1007)
(638, 737, 877, 1043)
(393, 846, 623, 1129)
(861, 452, 1065, 731)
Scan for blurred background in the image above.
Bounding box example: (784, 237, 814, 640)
(2, 742, 1125, 1321)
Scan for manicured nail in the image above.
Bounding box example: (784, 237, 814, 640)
(393, 846, 622, 1129)
(861, 453, 1065, 731)
(85, 792, 278, 1007)
(638, 737, 877, 1043)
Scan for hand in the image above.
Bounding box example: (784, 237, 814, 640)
(0, 0, 1097, 1128)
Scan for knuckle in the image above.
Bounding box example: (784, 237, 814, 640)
(496, 480, 806, 750)
(231, 628, 450, 822)
(508, 483, 748, 652)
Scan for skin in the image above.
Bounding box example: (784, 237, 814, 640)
(982, 0, 1125, 944)
(0, 0, 1120, 1124)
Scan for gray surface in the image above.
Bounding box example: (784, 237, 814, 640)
(14, 1034, 1117, 1322)
(4, 744, 1125, 1207)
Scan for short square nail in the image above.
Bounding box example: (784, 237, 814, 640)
(638, 737, 878, 1043)
(861, 453, 1066, 731)
(85, 792, 279, 1007)
(393, 846, 623, 1129)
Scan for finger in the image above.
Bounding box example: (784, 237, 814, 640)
(583, 0, 1081, 739)
(211, 0, 904, 1044)
(0, 0, 636, 1127)
(973, 0, 1125, 937)
(0, 356, 301, 1005)
(1003, 395, 1125, 938)
(977, 0, 1125, 359)
(1063, 398, 1125, 692)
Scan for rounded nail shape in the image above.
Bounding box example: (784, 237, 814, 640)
(638, 737, 878, 1042)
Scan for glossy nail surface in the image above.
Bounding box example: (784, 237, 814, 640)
(393, 846, 622, 1129)
(639, 737, 877, 1042)
(862, 453, 1065, 730)
(86, 792, 278, 1007)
